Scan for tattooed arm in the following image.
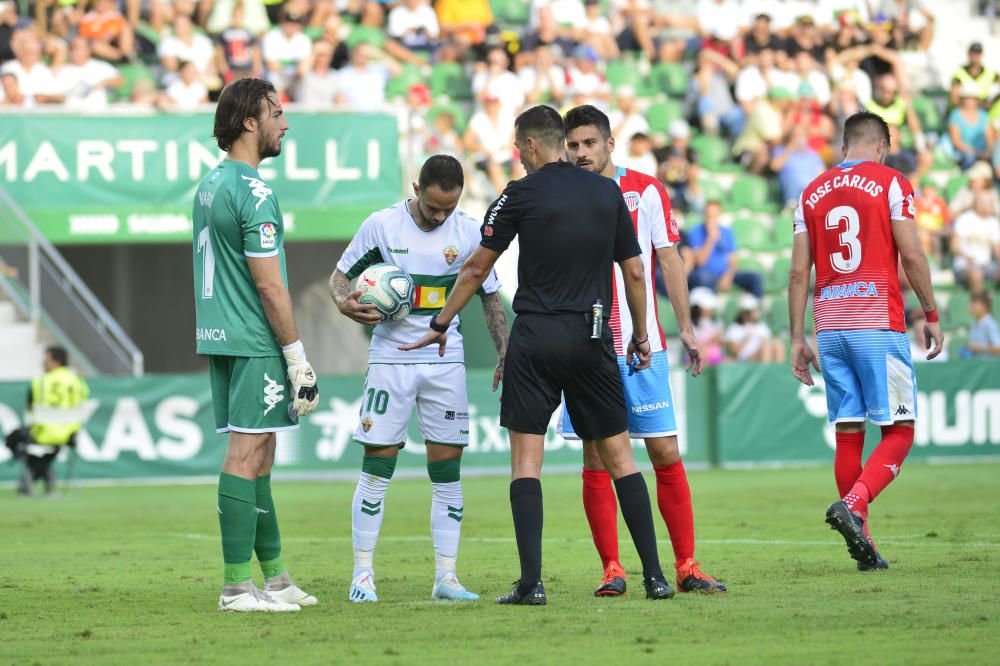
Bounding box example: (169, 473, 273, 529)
(480, 291, 509, 392)
(329, 269, 381, 325)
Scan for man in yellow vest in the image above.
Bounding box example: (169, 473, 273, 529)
(865, 73, 928, 163)
(950, 42, 998, 109)
(17, 346, 89, 496)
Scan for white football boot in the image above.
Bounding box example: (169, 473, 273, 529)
(348, 569, 378, 603)
(218, 585, 300, 612)
(431, 572, 480, 601)
(266, 583, 318, 606)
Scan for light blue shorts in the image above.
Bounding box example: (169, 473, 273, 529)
(817, 330, 917, 425)
(559, 350, 677, 439)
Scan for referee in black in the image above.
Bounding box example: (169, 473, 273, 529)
(401, 105, 673, 604)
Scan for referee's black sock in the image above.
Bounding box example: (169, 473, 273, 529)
(614, 472, 665, 580)
(510, 477, 543, 593)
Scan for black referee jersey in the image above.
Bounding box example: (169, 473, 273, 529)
(480, 160, 642, 440)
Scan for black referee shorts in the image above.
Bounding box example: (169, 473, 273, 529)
(501, 314, 627, 440)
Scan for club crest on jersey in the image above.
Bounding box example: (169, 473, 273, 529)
(623, 191, 640, 212)
(259, 223, 277, 249)
(669, 211, 679, 237)
(443, 245, 459, 266)
(905, 194, 916, 217)
(361, 417, 373, 433)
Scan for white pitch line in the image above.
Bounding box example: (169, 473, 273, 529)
(163, 533, 1000, 548)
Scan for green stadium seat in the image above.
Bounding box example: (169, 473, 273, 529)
(994, 294, 1000, 321)
(347, 25, 386, 49)
(768, 297, 790, 333)
(913, 97, 942, 133)
(113, 63, 156, 102)
(649, 62, 688, 98)
(427, 102, 468, 133)
(769, 256, 792, 292)
(656, 296, 680, 337)
(605, 60, 643, 90)
(385, 64, 426, 100)
(731, 218, 771, 250)
(945, 174, 969, 201)
(699, 178, 726, 203)
(739, 256, 767, 275)
(490, 0, 531, 25)
(430, 62, 472, 101)
(948, 335, 968, 359)
(645, 100, 683, 133)
(729, 175, 775, 212)
(773, 214, 795, 248)
(947, 290, 972, 329)
(690, 134, 729, 171)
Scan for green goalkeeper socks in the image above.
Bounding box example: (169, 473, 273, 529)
(254, 475, 286, 579)
(218, 473, 257, 584)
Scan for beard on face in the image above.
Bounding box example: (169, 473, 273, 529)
(258, 128, 282, 159)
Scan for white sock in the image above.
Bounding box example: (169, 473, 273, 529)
(430, 480, 463, 582)
(352, 472, 390, 576)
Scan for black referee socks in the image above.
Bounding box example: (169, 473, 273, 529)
(614, 473, 665, 581)
(510, 477, 543, 593)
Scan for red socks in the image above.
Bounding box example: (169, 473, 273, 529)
(582, 469, 619, 569)
(653, 462, 695, 567)
(834, 431, 865, 497)
(843, 425, 915, 518)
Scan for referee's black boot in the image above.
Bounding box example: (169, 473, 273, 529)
(497, 580, 547, 605)
(642, 576, 676, 600)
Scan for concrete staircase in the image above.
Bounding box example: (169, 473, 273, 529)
(0, 300, 44, 380)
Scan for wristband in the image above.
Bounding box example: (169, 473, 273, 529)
(429, 315, 449, 333)
(632, 336, 649, 346)
(281, 340, 307, 368)
(925, 309, 939, 324)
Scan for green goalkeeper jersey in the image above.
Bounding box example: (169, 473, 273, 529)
(193, 159, 288, 357)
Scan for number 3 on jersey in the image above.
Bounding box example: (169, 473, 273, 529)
(825, 205, 861, 273)
(197, 227, 216, 299)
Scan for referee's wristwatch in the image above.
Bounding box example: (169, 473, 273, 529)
(429, 314, 449, 333)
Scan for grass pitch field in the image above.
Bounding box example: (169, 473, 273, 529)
(1, 463, 998, 665)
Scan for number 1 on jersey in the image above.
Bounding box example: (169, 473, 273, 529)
(197, 227, 216, 299)
(825, 205, 861, 274)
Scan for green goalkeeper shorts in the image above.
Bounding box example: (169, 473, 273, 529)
(208, 355, 299, 434)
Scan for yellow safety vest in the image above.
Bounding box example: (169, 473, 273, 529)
(865, 97, 907, 127)
(30, 366, 89, 445)
(953, 66, 998, 99)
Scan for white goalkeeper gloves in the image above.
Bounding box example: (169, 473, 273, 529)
(282, 340, 319, 417)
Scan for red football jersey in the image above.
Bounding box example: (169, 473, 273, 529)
(608, 167, 681, 354)
(793, 160, 915, 333)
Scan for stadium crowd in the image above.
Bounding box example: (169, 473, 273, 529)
(1, 0, 998, 360)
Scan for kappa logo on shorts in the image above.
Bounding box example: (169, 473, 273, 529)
(263, 373, 284, 415)
(623, 191, 640, 212)
(361, 416, 373, 432)
(894, 404, 911, 416)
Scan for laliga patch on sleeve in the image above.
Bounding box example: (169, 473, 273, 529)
(259, 222, 277, 249)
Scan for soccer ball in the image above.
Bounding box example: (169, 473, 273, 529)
(357, 263, 415, 322)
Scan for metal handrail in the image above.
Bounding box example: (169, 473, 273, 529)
(0, 185, 144, 377)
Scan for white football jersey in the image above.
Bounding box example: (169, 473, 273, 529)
(337, 201, 501, 364)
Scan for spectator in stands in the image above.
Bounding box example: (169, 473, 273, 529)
(473, 47, 525, 118)
(55, 36, 123, 109)
(733, 85, 787, 174)
(790, 52, 830, 107)
(607, 84, 647, 144)
(744, 13, 782, 55)
(519, 44, 566, 105)
(336, 42, 399, 111)
(692, 48, 742, 137)
(263, 9, 313, 100)
(786, 86, 835, 162)
(621, 132, 658, 175)
(159, 14, 217, 84)
(735, 47, 790, 111)
(0, 28, 61, 106)
(206, 0, 271, 38)
(943, 84, 995, 170)
(724, 293, 785, 363)
(906, 307, 948, 362)
(463, 93, 521, 194)
(828, 50, 873, 106)
(530, 0, 586, 45)
(884, 123, 919, 178)
(689, 286, 726, 365)
(770, 123, 825, 206)
(951, 191, 1000, 295)
(950, 42, 997, 110)
(215, 1, 263, 85)
(865, 73, 924, 150)
(158, 59, 208, 109)
(784, 16, 827, 66)
(657, 118, 704, 214)
(565, 44, 610, 106)
(949, 161, 1000, 217)
(581, 0, 618, 60)
(423, 108, 463, 159)
(317, 13, 351, 70)
(435, 0, 492, 53)
(685, 200, 765, 298)
(696, 0, 744, 61)
(387, 0, 440, 54)
(964, 292, 1000, 357)
(78, 0, 134, 63)
(295, 40, 339, 107)
(914, 176, 950, 260)
(0, 0, 17, 63)
(878, 0, 935, 51)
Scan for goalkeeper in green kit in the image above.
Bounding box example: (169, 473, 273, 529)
(192, 78, 319, 612)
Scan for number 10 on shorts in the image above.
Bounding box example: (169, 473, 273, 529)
(365, 388, 389, 415)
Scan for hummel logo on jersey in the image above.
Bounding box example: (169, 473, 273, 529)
(884, 464, 900, 478)
(894, 404, 911, 416)
(263, 373, 284, 415)
(241, 175, 272, 210)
